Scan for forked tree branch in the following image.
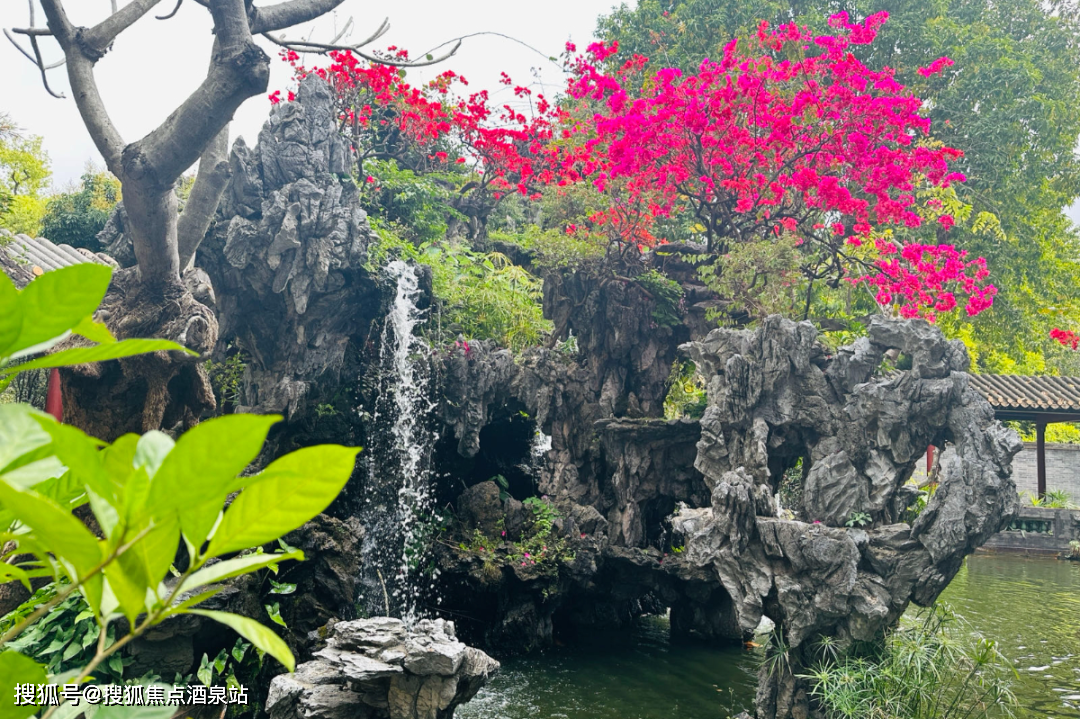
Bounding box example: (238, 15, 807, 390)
(127, 0, 268, 189)
(38, 0, 126, 171)
(78, 0, 166, 59)
(248, 0, 347, 33)
(262, 24, 462, 68)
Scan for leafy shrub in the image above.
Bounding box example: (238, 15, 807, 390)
(360, 159, 463, 244)
(368, 223, 551, 351)
(0, 265, 360, 697)
(40, 171, 121, 249)
(489, 226, 605, 272)
(805, 603, 1017, 719)
(634, 269, 684, 327)
(663, 360, 707, 420)
(1028, 489, 1077, 509)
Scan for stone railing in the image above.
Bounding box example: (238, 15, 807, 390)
(981, 506, 1080, 555)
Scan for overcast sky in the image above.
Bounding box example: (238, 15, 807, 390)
(0, 0, 620, 188)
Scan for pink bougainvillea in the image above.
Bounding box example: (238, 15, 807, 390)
(273, 11, 996, 321)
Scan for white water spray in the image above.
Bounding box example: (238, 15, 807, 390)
(360, 260, 439, 621)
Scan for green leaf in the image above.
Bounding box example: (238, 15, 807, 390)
(184, 550, 304, 593)
(206, 445, 359, 557)
(0, 650, 48, 719)
(8, 264, 112, 357)
(72, 315, 115, 344)
(1, 457, 66, 489)
(0, 481, 102, 580)
(265, 601, 286, 628)
(134, 432, 174, 479)
(213, 648, 227, 673)
(269, 578, 297, 595)
(1, 339, 193, 377)
(0, 405, 52, 474)
(115, 513, 180, 607)
(197, 653, 213, 685)
(34, 418, 111, 500)
(188, 609, 295, 672)
(0, 272, 21, 357)
(148, 414, 281, 548)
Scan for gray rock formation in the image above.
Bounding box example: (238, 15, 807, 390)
(433, 316, 1019, 719)
(199, 74, 381, 418)
(267, 617, 498, 719)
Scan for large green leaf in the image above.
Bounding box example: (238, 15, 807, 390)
(116, 514, 180, 603)
(2, 339, 193, 379)
(34, 419, 111, 500)
(1, 457, 66, 489)
(207, 445, 358, 557)
(72, 315, 115, 345)
(133, 431, 174, 479)
(0, 650, 48, 719)
(185, 550, 305, 593)
(0, 272, 21, 357)
(148, 414, 281, 547)
(8, 264, 112, 357)
(0, 481, 103, 580)
(0, 405, 52, 474)
(188, 609, 295, 672)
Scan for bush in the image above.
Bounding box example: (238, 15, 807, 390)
(804, 603, 1017, 719)
(40, 171, 121, 249)
(368, 223, 551, 351)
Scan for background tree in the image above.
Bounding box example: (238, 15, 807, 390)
(598, 0, 1080, 373)
(40, 169, 121, 249)
(0, 114, 50, 237)
(6, 0, 456, 436)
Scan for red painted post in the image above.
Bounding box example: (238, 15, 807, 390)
(1036, 422, 1047, 499)
(926, 445, 934, 474)
(45, 368, 62, 422)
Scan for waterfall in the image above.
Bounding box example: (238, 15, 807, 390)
(359, 260, 439, 621)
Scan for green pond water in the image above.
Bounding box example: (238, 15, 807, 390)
(457, 553, 1080, 719)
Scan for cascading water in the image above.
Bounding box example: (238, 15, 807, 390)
(358, 260, 439, 621)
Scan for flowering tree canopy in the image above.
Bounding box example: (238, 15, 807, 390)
(280, 11, 996, 323)
(551, 13, 994, 320)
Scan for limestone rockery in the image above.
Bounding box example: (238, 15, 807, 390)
(267, 618, 498, 719)
(435, 315, 1020, 719)
(94, 74, 1019, 719)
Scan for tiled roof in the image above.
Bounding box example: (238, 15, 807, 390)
(968, 373, 1080, 413)
(0, 233, 111, 288)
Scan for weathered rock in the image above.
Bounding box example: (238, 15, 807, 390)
(199, 74, 381, 420)
(267, 618, 498, 719)
(434, 315, 1018, 719)
(673, 316, 1020, 719)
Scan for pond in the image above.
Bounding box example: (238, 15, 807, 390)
(939, 553, 1080, 718)
(456, 615, 759, 719)
(458, 553, 1080, 719)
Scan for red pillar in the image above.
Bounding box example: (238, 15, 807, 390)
(1036, 421, 1047, 499)
(926, 445, 934, 474)
(45, 368, 62, 422)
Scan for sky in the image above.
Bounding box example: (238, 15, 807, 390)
(0, 0, 621, 188)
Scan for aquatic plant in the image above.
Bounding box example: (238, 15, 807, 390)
(804, 602, 1017, 719)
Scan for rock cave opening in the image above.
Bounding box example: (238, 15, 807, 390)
(436, 402, 539, 506)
